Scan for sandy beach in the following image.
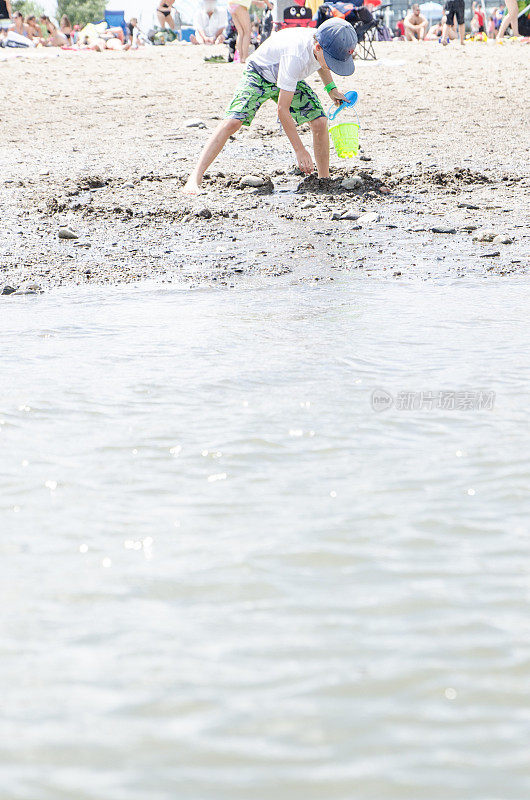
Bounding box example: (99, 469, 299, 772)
(1, 40, 529, 290)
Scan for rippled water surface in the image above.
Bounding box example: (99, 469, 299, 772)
(2, 276, 530, 800)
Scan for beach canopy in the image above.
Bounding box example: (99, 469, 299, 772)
(419, 1, 444, 21)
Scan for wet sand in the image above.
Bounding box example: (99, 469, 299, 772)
(1, 40, 529, 290)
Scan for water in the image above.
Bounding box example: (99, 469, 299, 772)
(2, 276, 530, 800)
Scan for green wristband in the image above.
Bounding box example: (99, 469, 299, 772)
(324, 82, 336, 93)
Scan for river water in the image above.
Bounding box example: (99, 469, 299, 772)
(2, 275, 530, 800)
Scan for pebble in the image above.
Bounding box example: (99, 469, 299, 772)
(492, 234, 514, 244)
(13, 283, 43, 295)
(360, 155, 372, 162)
(239, 175, 265, 188)
(58, 226, 79, 240)
(458, 202, 480, 210)
(432, 227, 457, 234)
(197, 207, 212, 219)
(184, 118, 206, 128)
(341, 176, 364, 190)
(340, 210, 360, 221)
(357, 211, 381, 226)
(2, 285, 16, 295)
(481, 251, 500, 258)
(301, 201, 316, 209)
(473, 229, 498, 243)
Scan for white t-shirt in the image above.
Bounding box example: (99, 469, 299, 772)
(248, 28, 320, 92)
(193, 7, 227, 37)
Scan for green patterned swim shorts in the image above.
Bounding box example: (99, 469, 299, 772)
(226, 67, 324, 128)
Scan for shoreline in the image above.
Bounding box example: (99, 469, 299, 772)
(1, 41, 528, 291)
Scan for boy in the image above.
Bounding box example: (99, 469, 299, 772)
(182, 18, 357, 194)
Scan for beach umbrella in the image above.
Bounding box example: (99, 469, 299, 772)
(419, 1, 444, 21)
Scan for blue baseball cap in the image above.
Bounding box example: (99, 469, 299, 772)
(315, 18, 357, 76)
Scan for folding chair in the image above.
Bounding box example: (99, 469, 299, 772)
(104, 9, 127, 37)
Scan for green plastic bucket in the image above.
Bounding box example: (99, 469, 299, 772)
(329, 121, 359, 159)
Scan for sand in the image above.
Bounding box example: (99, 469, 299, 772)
(0, 40, 529, 291)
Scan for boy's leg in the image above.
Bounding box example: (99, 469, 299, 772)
(182, 119, 242, 194)
(459, 21, 465, 42)
(310, 116, 330, 179)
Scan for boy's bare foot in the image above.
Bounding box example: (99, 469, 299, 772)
(181, 177, 203, 195)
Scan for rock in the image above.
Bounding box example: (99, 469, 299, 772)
(340, 210, 360, 221)
(432, 227, 457, 234)
(492, 235, 514, 244)
(360, 155, 372, 162)
(481, 251, 500, 258)
(341, 176, 364, 190)
(357, 211, 381, 226)
(239, 175, 265, 188)
(197, 207, 212, 219)
(184, 118, 206, 128)
(14, 283, 42, 295)
(458, 202, 480, 210)
(461, 224, 478, 231)
(473, 229, 498, 243)
(301, 201, 315, 209)
(58, 226, 79, 240)
(2, 285, 16, 295)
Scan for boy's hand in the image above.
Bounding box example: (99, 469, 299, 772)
(296, 147, 314, 174)
(329, 88, 348, 107)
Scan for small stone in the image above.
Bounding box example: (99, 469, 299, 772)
(432, 227, 457, 234)
(58, 226, 79, 240)
(197, 207, 212, 219)
(14, 283, 42, 295)
(357, 211, 381, 226)
(360, 155, 372, 162)
(473, 229, 498, 243)
(341, 176, 364, 190)
(492, 235, 514, 244)
(457, 202, 480, 210)
(239, 175, 265, 188)
(2, 285, 16, 295)
(481, 251, 500, 258)
(184, 118, 206, 128)
(340, 210, 360, 221)
(461, 224, 478, 232)
(301, 201, 315, 209)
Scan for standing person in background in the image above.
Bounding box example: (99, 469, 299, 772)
(0, 0, 12, 30)
(191, 0, 227, 44)
(441, 0, 465, 43)
(157, 0, 180, 33)
(228, 0, 269, 63)
(496, 0, 520, 37)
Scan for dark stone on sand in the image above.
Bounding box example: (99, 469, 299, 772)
(432, 227, 457, 234)
(458, 202, 480, 210)
(197, 208, 212, 219)
(340, 210, 361, 221)
(58, 226, 79, 240)
(481, 251, 501, 258)
(360, 156, 372, 161)
(2, 285, 16, 295)
(184, 118, 206, 128)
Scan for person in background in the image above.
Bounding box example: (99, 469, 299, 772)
(441, 0, 465, 43)
(40, 15, 68, 45)
(227, 0, 269, 63)
(470, 0, 485, 31)
(191, 0, 227, 44)
(157, 0, 181, 32)
(395, 14, 406, 36)
(404, 4, 428, 39)
(26, 14, 44, 41)
(60, 14, 73, 42)
(0, 0, 12, 31)
(496, 0, 520, 36)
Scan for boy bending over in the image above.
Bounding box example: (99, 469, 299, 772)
(182, 18, 357, 194)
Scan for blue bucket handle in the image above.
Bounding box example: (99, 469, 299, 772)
(327, 90, 358, 121)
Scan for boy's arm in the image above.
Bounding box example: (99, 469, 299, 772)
(317, 66, 348, 106)
(277, 89, 314, 174)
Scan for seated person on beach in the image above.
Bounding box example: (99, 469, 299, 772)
(60, 14, 73, 43)
(124, 17, 145, 48)
(182, 19, 356, 194)
(40, 16, 68, 46)
(425, 14, 456, 38)
(26, 15, 44, 41)
(191, 0, 227, 44)
(441, 0, 465, 43)
(404, 5, 428, 39)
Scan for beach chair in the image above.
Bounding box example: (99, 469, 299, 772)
(316, 1, 378, 59)
(104, 9, 127, 37)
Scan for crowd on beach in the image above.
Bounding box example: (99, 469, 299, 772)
(0, 0, 527, 55)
